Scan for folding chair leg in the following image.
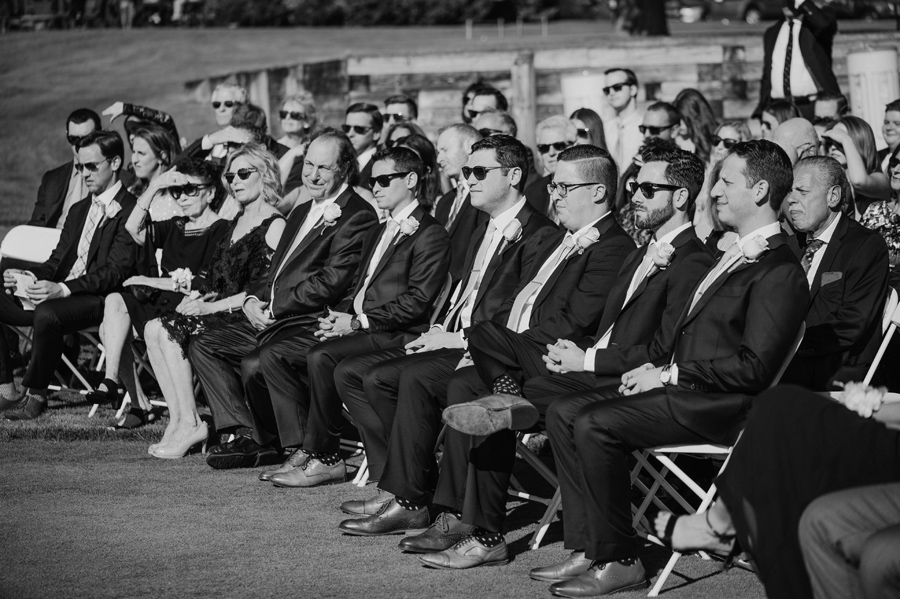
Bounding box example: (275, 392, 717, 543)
(649, 551, 683, 597)
(529, 487, 562, 549)
(352, 456, 369, 486)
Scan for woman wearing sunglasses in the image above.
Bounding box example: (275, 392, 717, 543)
(140, 145, 286, 457)
(276, 94, 317, 150)
(93, 159, 230, 429)
(860, 147, 900, 287)
(823, 116, 890, 218)
(569, 108, 606, 150)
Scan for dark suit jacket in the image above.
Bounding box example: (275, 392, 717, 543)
(782, 216, 889, 389)
(358, 156, 375, 191)
(29, 161, 74, 228)
(663, 232, 809, 443)
(524, 174, 553, 220)
(30, 184, 137, 296)
(754, 0, 840, 117)
(492, 214, 635, 347)
(434, 188, 490, 283)
(251, 186, 378, 338)
(335, 204, 450, 334)
(448, 201, 558, 332)
(574, 226, 714, 376)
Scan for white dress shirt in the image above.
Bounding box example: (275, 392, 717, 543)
(805, 212, 841, 287)
(770, 18, 819, 99)
(357, 146, 377, 171)
(604, 110, 643, 172)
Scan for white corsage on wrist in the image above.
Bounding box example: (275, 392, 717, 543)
(837, 381, 886, 418)
(170, 268, 193, 293)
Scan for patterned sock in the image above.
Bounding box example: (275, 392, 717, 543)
(395, 497, 424, 511)
(315, 453, 342, 466)
(491, 374, 521, 396)
(472, 528, 504, 547)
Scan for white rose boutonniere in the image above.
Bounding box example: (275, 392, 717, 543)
(170, 267, 193, 293)
(105, 200, 122, 220)
(498, 218, 523, 252)
(398, 216, 420, 238)
(650, 241, 675, 272)
(574, 227, 601, 255)
(741, 235, 769, 263)
(321, 204, 342, 234)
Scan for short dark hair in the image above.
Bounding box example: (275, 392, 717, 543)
(66, 108, 101, 132)
(886, 99, 900, 114)
(558, 145, 619, 205)
(763, 100, 801, 125)
(473, 87, 509, 112)
(728, 139, 794, 211)
(230, 103, 268, 143)
(372, 146, 425, 195)
(646, 102, 681, 127)
(174, 157, 227, 212)
(76, 130, 125, 171)
(795, 155, 849, 213)
(308, 127, 359, 185)
(346, 102, 384, 133)
(604, 68, 638, 86)
(384, 95, 418, 120)
(817, 93, 849, 116)
(470, 135, 529, 192)
(643, 147, 706, 212)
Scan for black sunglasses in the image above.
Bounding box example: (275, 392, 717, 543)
(461, 165, 505, 180)
(602, 82, 633, 95)
(639, 124, 675, 136)
(170, 183, 212, 200)
(547, 181, 601, 198)
(711, 135, 739, 150)
(538, 141, 573, 154)
(74, 158, 110, 173)
(813, 116, 836, 127)
(823, 138, 844, 154)
(384, 113, 407, 123)
(224, 167, 258, 183)
(341, 124, 372, 135)
(628, 181, 682, 197)
(212, 101, 237, 109)
(466, 108, 487, 120)
(575, 127, 591, 139)
(478, 128, 505, 138)
(67, 134, 89, 147)
(368, 171, 410, 189)
(280, 110, 308, 121)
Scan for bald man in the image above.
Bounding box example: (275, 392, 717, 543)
(774, 118, 819, 163)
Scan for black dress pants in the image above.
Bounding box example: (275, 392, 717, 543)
(0, 291, 104, 389)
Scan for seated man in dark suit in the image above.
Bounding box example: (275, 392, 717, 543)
(189, 129, 378, 467)
(331, 135, 558, 514)
(343, 103, 383, 191)
(433, 124, 487, 281)
(338, 146, 635, 552)
(781, 156, 889, 390)
(524, 116, 577, 222)
(530, 140, 808, 597)
(0, 130, 137, 418)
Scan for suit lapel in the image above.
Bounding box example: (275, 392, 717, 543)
(808, 215, 847, 304)
(280, 187, 355, 274)
(370, 205, 425, 282)
(472, 202, 534, 311)
(448, 193, 471, 237)
(270, 201, 312, 273)
(86, 187, 127, 266)
(620, 227, 698, 313)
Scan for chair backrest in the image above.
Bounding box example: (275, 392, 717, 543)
(768, 321, 806, 389)
(883, 288, 898, 335)
(429, 272, 455, 327)
(0, 225, 61, 263)
(862, 300, 900, 386)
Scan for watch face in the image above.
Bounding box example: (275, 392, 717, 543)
(351, 317, 361, 330)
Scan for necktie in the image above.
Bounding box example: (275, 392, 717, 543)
(274, 201, 326, 281)
(353, 220, 400, 314)
(506, 235, 577, 332)
(67, 197, 104, 280)
(783, 19, 794, 99)
(593, 243, 656, 349)
(801, 239, 825, 274)
(688, 242, 743, 313)
(443, 221, 497, 330)
(446, 182, 466, 231)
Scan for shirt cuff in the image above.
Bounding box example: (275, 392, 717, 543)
(58, 282, 72, 298)
(459, 330, 468, 350)
(201, 134, 213, 150)
(242, 295, 259, 308)
(359, 314, 370, 329)
(670, 363, 679, 386)
(583, 348, 597, 372)
(430, 324, 444, 332)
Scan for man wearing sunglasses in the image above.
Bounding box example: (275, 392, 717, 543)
(525, 116, 578, 221)
(258, 146, 451, 488)
(464, 87, 509, 125)
(601, 68, 642, 172)
(0, 130, 137, 420)
(335, 135, 557, 533)
(210, 82, 247, 129)
(780, 156, 888, 390)
(192, 129, 378, 470)
(639, 102, 679, 144)
(373, 145, 633, 569)
(343, 103, 384, 190)
(383, 95, 418, 126)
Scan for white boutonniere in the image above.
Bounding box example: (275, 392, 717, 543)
(498, 218, 523, 252)
(320, 204, 342, 234)
(836, 381, 886, 418)
(741, 235, 769, 263)
(397, 216, 420, 239)
(649, 241, 675, 275)
(574, 227, 601, 255)
(170, 267, 193, 293)
(105, 200, 122, 220)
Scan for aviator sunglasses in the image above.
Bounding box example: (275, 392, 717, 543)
(628, 181, 682, 197)
(224, 167, 258, 184)
(74, 158, 110, 173)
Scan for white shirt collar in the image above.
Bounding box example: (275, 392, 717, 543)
(357, 146, 377, 169)
(737, 221, 783, 250)
(317, 182, 349, 206)
(654, 222, 692, 246)
(490, 196, 527, 232)
(387, 199, 419, 223)
(567, 212, 611, 237)
(811, 212, 842, 245)
(94, 180, 122, 207)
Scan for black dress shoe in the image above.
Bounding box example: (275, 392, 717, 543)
(4, 393, 47, 421)
(530, 551, 593, 582)
(206, 436, 281, 470)
(398, 511, 474, 553)
(340, 489, 393, 515)
(549, 559, 647, 597)
(338, 499, 429, 536)
(442, 394, 539, 436)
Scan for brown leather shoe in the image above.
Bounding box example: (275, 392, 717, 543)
(530, 550, 593, 582)
(4, 392, 46, 421)
(398, 511, 474, 553)
(259, 448, 310, 482)
(549, 559, 647, 597)
(418, 535, 509, 569)
(270, 457, 346, 488)
(441, 394, 539, 436)
(340, 488, 394, 515)
(338, 499, 429, 536)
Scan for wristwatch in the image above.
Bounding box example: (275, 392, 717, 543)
(350, 315, 362, 331)
(660, 364, 673, 386)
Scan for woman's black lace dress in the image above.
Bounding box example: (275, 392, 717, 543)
(158, 215, 281, 356)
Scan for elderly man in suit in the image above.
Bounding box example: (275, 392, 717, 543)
(528, 140, 808, 596)
(338, 145, 635, 554)
(781, 156, 889, 390)
(256, 146, 451, 487)
(189, 129, 378, 468)
(524, 116, 578, 221)
(0, 130, 137, 419)
(330, 135, 557, 515)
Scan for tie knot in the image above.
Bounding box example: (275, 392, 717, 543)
(563, 235, 577, 249)
(805, 239, 824, 254)
(386, 220, 400, 234)
(485, 221, 497, 235)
